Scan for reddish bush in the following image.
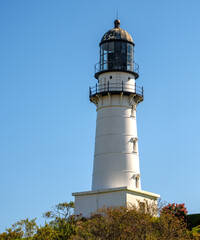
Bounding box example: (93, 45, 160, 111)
(161, 203, 188, 222)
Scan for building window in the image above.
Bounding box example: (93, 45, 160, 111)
(135, 175, 140, 188)
(110, 76, 112, 79)
(132, 137, 138, 153)
(131, 105, 136, 117)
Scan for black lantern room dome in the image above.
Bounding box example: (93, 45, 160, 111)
(95, 20, 139, 79)
(101, 20, 134, 45)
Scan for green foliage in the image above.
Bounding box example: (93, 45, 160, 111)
(0, 200, 197, 240)
(0, 218, 37, 240)
(155, 211, 190, 239)
(43, 201, 76, 239)
(43, 201, 75, 221)
(73, 201, 190, 240)
(0, 228, 23, 240)
(12, 218, 37, 238)
(192, 225, 200, 234)
(0, 202, 76, 240)
(34, 223, 58, 240)
(188, 214, 200, 228)
(191, 225, 200, 239)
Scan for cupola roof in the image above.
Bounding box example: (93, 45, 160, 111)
(100, 19, 134, 45)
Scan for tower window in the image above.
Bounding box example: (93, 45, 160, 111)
(131, 106, 135, 117)
(135, 175, 140, 188)
(110, 76, 112, 79)
(132, 137, 138, 153)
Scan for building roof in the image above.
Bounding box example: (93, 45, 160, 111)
(100, 19, 134, 44)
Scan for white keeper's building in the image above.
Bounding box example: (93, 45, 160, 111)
(72, 19, 160, 216)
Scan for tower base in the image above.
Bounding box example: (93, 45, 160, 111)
(72, 187, 160, 217)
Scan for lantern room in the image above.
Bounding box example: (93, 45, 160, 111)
(95, 20, 139, 79)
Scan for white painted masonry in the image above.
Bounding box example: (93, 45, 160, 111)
(72, 20, 160, 217)
(92, 72, 141, 191)
(72, 187, 159, 217)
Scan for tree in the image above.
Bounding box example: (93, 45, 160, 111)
(33, 223, 58, 240)
(43, 202, 75, 221)
(74, 202, 155, 239)
(161, 203, 188, 222)
(0, 218, 37, 240)
(191, 225, 200, 240)
(0, 200, 195, 240)
(0, 202, 76, 240)
(42, 201, 77, 239)
(0, 228, 23, 240)
(12, 218, 37, 238)
(73, 201, 192, 240)
(154, 211, 190, 239)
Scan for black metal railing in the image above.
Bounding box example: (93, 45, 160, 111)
(89, 82, 143, 98)
(94, 60, 139, 76)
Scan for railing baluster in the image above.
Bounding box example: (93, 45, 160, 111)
(89, 87, 91, 97)
(90, 82, 143, 98)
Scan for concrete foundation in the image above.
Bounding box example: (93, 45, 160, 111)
(72, 187, 160, 217)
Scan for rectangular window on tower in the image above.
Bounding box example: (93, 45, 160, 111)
(131, 105, 136, 118)
(135, 175, 140, 188)
(132, 138, 138, 153)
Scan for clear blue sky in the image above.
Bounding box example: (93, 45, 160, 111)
(0, 0, 200, 231)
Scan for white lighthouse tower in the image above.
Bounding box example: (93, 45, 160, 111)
(72, 20, 159, 216)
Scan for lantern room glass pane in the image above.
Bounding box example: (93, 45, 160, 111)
(100, 42, 134, 72)
(108, 42, 114, 52)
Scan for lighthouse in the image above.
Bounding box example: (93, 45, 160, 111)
(72, 20, 159, 216)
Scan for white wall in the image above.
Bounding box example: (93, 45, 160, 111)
(74, 190, 126, 217)
(92, 72, 141, 191)
(73, 188, 159, 217)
